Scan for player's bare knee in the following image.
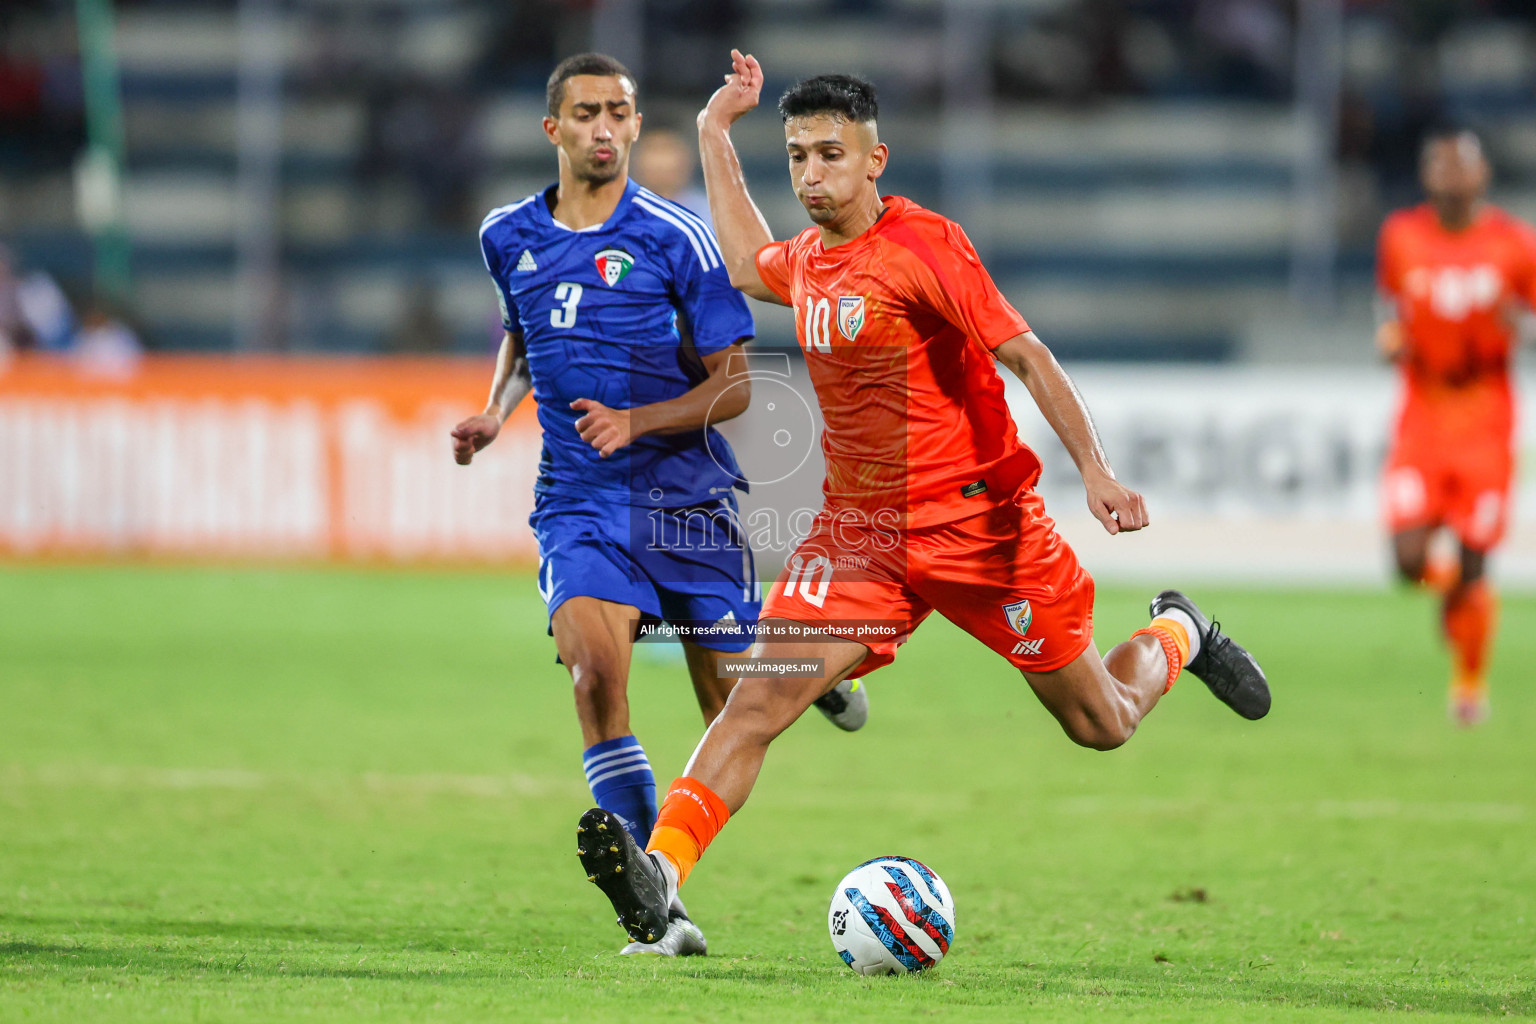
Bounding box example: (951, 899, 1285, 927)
(1071, 724, 1130, 750)
(1392, 532, 1429, 583)
(721, 678, 812, 742)
(568, 658, 627, 712)
(1395, 553, 1426, 584)
(723, 680, 797, 733)
(1073, 724, 1132, 751)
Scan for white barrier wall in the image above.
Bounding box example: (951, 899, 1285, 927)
(0, 358, 543, 562)
(1005, 367, 1536, 586)
(3, 357, 1531, 585)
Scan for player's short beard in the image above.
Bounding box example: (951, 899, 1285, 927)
(574, 148, 625, 186)
(576, 163, 623, 186)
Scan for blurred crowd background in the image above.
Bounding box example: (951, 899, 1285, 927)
(4, 0, 1536, 364)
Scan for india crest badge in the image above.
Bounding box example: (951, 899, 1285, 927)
(1002, 599, 1033, 636)
(836, 295, 866, 341)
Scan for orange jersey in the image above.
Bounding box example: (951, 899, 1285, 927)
(755, 195, 1037, 529)
(763, 487, 1095, 677)
(1377, 203, 1536, 443)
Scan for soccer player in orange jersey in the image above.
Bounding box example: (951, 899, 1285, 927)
(574, 52, 1271, 947)
(1377, 126, 1536, 726)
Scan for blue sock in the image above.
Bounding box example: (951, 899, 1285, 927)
(583, 735, 657, 849)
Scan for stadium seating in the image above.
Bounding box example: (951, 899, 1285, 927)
(2, 0, 1534, 359)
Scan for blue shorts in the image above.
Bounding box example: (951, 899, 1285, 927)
(529, 492, 760, 653)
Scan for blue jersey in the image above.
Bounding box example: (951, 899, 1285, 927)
(480, 179, 755, 507)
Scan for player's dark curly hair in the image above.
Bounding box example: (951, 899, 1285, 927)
(546, 53, 635, 118)
(778, 74, 879, 125)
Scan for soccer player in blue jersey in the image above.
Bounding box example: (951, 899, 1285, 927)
(450, 53, 861, 956)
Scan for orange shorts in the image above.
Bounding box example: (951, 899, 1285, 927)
(1382, 434, 1513, 551)
(760, 487, 1095, 677)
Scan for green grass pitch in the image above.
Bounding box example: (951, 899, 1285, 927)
(2, 565, 1534, 1022)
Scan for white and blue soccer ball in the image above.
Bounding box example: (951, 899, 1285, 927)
(828, 856, 955, 975)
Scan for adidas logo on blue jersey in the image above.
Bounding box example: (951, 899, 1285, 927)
(516, 249, 537, 272)
(706, 610, 744, 638)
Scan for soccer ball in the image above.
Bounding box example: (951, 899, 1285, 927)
(827, 856, 955, 975)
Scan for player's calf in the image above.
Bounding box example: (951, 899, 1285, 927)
(714, 629, 866, 739)
(682, 643, 737, 726)
(635, 637, 867, 899)
(1057, 708, 1137, 752)
(1025, 639, 1161, 751)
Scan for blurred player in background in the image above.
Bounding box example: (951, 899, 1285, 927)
(1376, 126, 1536, 726)
(448, 53, 765, 956)
(632, 126, 712, 226)
(575, 51, 1271, 949)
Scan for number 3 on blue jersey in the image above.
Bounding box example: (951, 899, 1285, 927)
(551, 282, 583, 328)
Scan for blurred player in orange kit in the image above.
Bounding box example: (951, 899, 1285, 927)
(573, 50, 1271, 949)
(1376, 126, 1536, 727)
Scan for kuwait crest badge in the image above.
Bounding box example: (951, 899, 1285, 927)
(836, 295, 865, 341)
(1002, 599, 1033, 636)
(594, 248, 635, 286)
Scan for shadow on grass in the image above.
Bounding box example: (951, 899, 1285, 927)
(2, 930, 1532, 1016)
(0, 941, 508, 983)
(652, 958, 1532, 1016)
(970, 962, 1535, 1018)
(0, 912, 487, 952)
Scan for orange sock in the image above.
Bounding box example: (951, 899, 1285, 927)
(646, 777, 730, 888)
(1443, 581, 1496, 688)
(1132, 618, 1190, 693)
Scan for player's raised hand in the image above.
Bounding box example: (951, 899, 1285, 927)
(450, 413, 501, 465)
(699, 49, 763, 130)
(1085, 472, 1148, 535)
(571, 398, 635, 459)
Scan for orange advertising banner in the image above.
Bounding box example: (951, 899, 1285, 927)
(0, 355, 542, 563)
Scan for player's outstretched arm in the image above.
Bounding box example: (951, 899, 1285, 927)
(993, 331, 1148, 536)
(698, 50, 784, 305)
(450, 330, 531, 465)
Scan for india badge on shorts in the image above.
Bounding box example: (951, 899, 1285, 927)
(1002, 599, 1033, 636)
(837, 295, 866, 341)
